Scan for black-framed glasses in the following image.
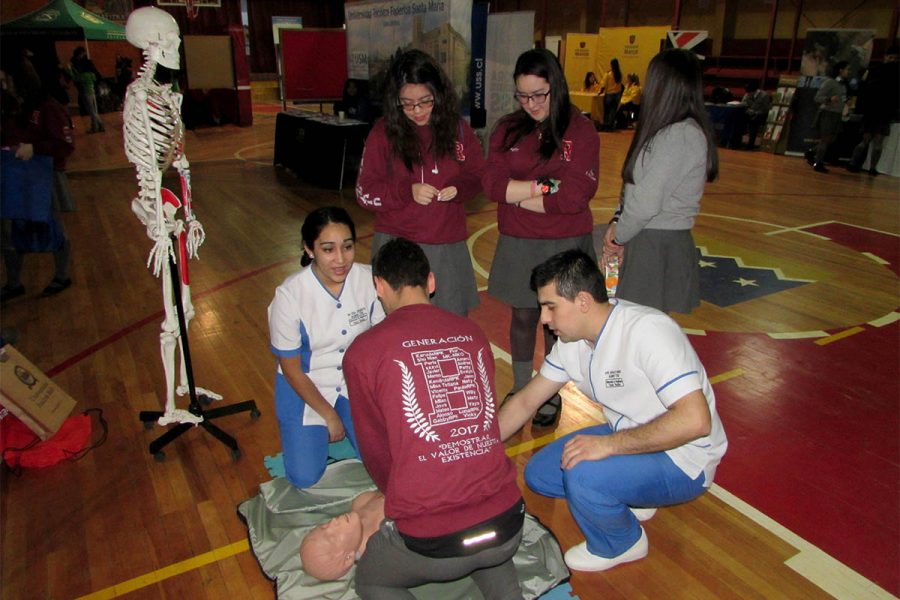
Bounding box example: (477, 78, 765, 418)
(399, 97, 435, 112)
(514, 90, 551, 105)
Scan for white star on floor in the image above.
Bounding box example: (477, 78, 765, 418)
(733, 277, 758, 287)
(699, 259, 717, 268)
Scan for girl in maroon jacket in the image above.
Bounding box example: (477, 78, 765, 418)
(483, 49, 599, 427)
(1, 72, 74, 302)
(356, 50, 485, 317)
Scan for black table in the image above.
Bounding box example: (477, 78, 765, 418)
(706, 103, 747, 149)
(273, 111, 370, 189)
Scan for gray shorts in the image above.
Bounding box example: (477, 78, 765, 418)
(488, 233, 596, 308)
(373, 233, 479, 316)
(616, 228, 700, 314)
(355, 519, 524, 600)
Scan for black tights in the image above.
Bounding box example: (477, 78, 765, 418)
(510, 307, 555, 362)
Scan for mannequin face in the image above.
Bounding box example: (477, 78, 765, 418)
(305, 223, 355, 291)
(399, 83, 434, 126)
(300, 512, 364, 581)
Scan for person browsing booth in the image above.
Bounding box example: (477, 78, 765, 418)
(498, 249, 727, 572)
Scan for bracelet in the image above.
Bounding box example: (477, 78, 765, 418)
(609, 217, 619, 224)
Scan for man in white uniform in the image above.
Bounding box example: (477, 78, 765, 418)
(498, 249, 727, 572)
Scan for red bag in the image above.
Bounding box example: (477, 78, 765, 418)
(0, 407, 102, 470)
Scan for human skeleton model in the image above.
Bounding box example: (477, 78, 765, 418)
(124, 7, 220, 426)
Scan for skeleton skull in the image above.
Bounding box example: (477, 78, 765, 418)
(125, 7, 181, 70)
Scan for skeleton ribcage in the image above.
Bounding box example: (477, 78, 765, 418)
(123, 84, 184, 175)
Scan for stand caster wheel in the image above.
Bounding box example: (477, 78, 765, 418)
(250, 408, 261, 421)
(231, 448, 241, 461)
(154, 451, 166, 462)
(143, 420, 155, 430)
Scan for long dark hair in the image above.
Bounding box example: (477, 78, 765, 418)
(610, 58, 622, 85)
(499, 48, 572, 161)
(300, 206, 356, 267)
(621, 49, 718, 184)
(583, 71, 597, 90)
(381, 49, 459, 170)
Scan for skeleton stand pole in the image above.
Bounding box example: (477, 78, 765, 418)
(139, 235, 260, 461)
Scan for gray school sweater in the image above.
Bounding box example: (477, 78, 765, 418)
(615, 119, 708, 244)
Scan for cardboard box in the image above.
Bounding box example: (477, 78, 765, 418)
(0, 345, 77, 440)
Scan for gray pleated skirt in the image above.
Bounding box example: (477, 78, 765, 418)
(372, 232, 479, 316)
(615, 228, 700, 314)
(488, 233, 596, 308)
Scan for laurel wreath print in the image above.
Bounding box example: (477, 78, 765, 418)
(395, 359, 439, 442)
(477, 349, 495, 432)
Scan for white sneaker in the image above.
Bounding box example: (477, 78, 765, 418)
(630, 507, 657, 521)
(564, 528, 649, 572)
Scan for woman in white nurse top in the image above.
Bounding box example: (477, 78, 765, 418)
(268, 206, 383, 488)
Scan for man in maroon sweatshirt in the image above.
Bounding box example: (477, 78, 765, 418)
(343, 238, 525, 600)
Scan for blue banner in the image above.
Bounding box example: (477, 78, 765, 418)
(469, 1, 488, 128)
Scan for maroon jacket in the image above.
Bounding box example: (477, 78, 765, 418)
(484, 109, 599, 239)
(356, 118, 485, 244)
(344, 303, 521, 538)
(2, 98, 74, 172)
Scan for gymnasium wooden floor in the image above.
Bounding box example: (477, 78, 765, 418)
(1, 107, 897, 600)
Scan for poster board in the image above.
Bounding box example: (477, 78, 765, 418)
(761, 76, 797, 154)
(597, 26, 668, 89)
(184, 35, 235, 90)
(280, 29, 347, 102)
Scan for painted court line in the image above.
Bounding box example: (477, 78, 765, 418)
(815, 326, 865, 346)
(868, 312, 900, 328)
(74, 540, 250, 600)
(768, 330, 829, 340)
(862, 251, 890, 265)
(709, 486, 894, 600)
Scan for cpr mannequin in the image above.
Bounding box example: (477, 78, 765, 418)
(300, 490, 385, 580)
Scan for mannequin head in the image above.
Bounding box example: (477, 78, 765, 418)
(299, 511, 364, 581)
(126, 6, 181, 70)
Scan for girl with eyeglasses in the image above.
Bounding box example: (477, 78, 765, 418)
(483, 48, 599, 428)
(602, 49, 719, 314)
(356, 49, 485, 316)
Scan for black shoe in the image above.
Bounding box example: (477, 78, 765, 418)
(804, 148, 815, 166)
(813, 163, 829, 173)
(868, 169, 879, 177)
(532, 393, 562, 428)
(846, 164, 862, 173)
(41, 277, 71, 296)
(1, 284, 25, 303)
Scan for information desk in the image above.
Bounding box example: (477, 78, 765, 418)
(273, 111, 370, 189)
(706, 103, 747, 149)
(571, 92, 605, 126)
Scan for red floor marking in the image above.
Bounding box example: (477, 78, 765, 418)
(806, 222, 900, 276)
(47, 258, 294, 377)
(691, 326, 900, 595)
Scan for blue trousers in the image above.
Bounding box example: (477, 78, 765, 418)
(524, 424, 706, 557)
(274, 373, 358, 488)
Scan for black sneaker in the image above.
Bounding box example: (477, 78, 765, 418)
(813, 163, 829, 173)
(532, 393, 562, 428)
(1, 284, 25, 303)
(41, 278, 72, 296)
(804, 148, 815, 166)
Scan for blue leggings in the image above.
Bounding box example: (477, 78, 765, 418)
(274, 374, 358, 488)
(524, 424, 706, 557)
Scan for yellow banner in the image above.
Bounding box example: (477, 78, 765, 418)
(597, 26, 669, 86)
(563, 33, 599, 93)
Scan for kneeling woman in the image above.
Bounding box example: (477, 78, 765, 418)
(268, 207, 383, 488)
